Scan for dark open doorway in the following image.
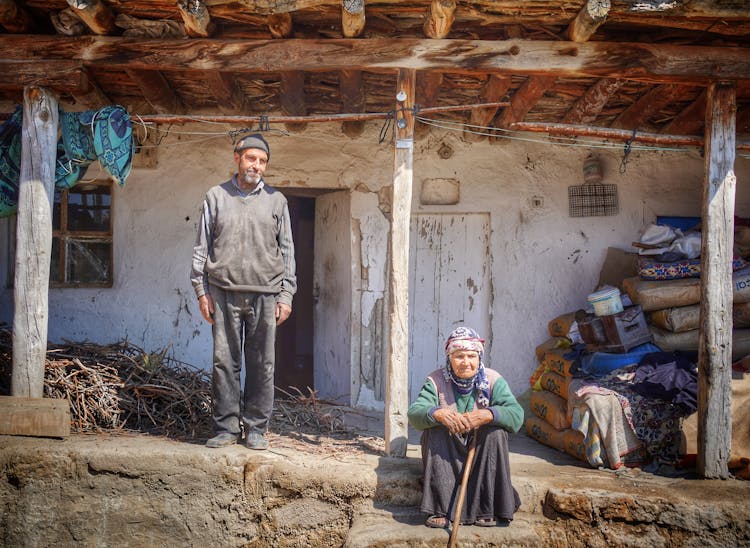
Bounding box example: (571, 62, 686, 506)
(275, 194, 315, 395)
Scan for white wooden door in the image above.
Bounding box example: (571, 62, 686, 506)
(313, 191, 352, 403)
(408, 213, 492, 401)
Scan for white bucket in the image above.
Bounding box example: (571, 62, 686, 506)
(587, 287, 624, 317)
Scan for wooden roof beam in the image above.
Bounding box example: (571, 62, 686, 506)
(414, 71, 443, 140)
(178, 0, 214, 38)
(66, 0, 116, 35)
(424, 0, 456, 39)
(3, 37, 750, 82)
(563, 77, 622, 124)
(70, 68, 110, 109)
(0, 0, 34, 33)
(205, 71, 244, 114)
(126, 68, 183, 114)
(492, 75, 556, 141)
(339, 69, 365, 138)
(567, 0, 610, 42)
(342, 0, 365, 38)
(737, 107, 750, 134)
(663, 90, 707, 136)
(281, 71, 307, 132)
(464, 74, 512, 142)
(612, 83, 694, 130)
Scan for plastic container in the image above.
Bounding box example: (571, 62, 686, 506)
(587, 287, 624, 316)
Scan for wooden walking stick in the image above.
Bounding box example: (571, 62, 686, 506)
(448, 431, 478, 548)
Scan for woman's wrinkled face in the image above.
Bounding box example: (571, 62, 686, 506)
(449, 350, 480, 379)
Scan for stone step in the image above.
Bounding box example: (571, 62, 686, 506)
(346, 505, 544, 548)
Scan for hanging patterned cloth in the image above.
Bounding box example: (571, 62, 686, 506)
(0, 104, 134, 217)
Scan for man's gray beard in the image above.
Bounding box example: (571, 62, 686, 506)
(242, 171, 261, 185)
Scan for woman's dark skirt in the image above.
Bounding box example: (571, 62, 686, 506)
(419, 425, 520, 523)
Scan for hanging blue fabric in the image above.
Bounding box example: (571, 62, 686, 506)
(91, 105, 133, 186)
(0, 105, 23, 218)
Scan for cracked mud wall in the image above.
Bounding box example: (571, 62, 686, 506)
(1, 123, 749, 400)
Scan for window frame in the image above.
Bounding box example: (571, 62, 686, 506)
(50, 180, 114, 288)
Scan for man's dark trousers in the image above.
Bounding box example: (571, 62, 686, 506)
(209, 286, 276, 437)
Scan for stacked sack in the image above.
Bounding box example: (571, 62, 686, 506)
(524, 312, 587, 463)
(624, 256, 750, 361)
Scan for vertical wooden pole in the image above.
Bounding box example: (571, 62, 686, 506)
(385, 68, 415, 457)
(11, 86, 58, 398)
(697, 82, 736, 479)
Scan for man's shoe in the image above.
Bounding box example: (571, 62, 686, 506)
(245, 430, 269, 450)
(206, 433, 238, 448)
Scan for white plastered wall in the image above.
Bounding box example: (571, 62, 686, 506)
(1, 121, 748, 403)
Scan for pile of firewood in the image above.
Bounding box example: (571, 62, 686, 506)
(0, 329, 385, 456)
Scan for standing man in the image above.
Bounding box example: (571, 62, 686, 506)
(191, 133, 296, 450)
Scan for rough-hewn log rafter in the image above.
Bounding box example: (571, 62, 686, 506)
(464, 74, 511, 142)
(204, 71, 243, 114)
(66, 0, 115, 35)
(0, 0, 33, 33)
(126, 68, 183, 114)
(280, 71, 307, 132)
(663, 90, 707, 135)
(341, 0, 365, 38)
(0, 60, 84, 89)
(71, 68, 110, 109)
(414, 71, 443, 139)
(567, 0, 610, 42)
(178, 0, 213, 38)
(562, 77, 622, 124)
(493, 75, 556, 139)
(2, 36, 748, 82)
(612, 83, 694, 130)
(339, 69, 365, 137)
(423, 0, 456, 39)
(268, 13, 293, 38)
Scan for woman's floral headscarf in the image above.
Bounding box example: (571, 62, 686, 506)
(442, 326, 491, 407)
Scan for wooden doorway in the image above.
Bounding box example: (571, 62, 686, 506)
(275, 194, 315, 395)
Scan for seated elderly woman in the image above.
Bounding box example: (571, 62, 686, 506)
(407, 326, 524, 528)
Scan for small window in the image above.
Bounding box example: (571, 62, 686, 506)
(51, 181, 113, 287)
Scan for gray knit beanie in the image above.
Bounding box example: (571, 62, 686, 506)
(234, 133, 270, 159)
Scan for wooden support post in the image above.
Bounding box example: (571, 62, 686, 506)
(697, 82, 736, 479)
(12, 86, 58, 398)
(385, 68, 415, 457)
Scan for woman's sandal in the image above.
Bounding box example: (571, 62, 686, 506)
(474, 517, 497, 527)
(425, 514, 448, 528)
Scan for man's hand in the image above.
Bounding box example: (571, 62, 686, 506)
(198, 294, 214, 324)
(276, 302, 292, 326)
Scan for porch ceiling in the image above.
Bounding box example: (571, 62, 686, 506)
(0, 0, 749, 139)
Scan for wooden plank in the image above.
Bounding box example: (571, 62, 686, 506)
(385, 67, 415, 458)
(567, 0, 610, 43)
(1, 36, 749, 83)
(697, 82, 736, 479)
(0, 396, 71, 438)
(12, 86, 58, 399)
(204, 71, 244, 114)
